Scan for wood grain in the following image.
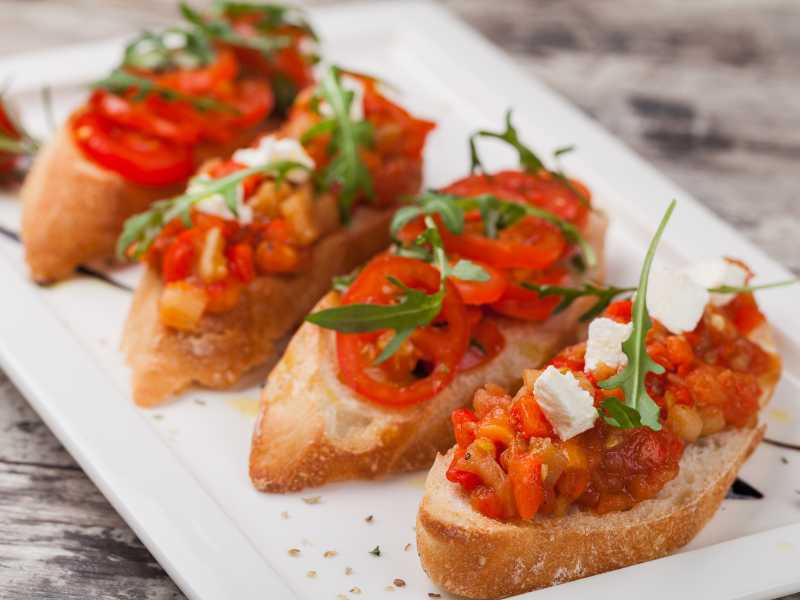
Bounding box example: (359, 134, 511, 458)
(0, 1, 798, 598)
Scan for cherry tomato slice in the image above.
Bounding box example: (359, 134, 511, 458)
(72, 111, 194, 186)
(90, 90, 204, 145)
(444, 170, 589, 224)
(150, 48, 239, 95)
(440, 215, 566, 271)
(491, 268, 568, 322)
(336, 255, 470, 407)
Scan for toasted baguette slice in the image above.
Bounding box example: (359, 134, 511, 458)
(21, 120, 263, 283)
(122, 205, 394, 407)
(248, 211, 608, 492)
(416, 322, 779, 600)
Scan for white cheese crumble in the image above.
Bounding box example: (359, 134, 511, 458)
(533, 366, 598, 441)
(190, 176, 253, 224)
(318, 74, 364, 121)
(584, 317, 633, 373)
(193, 136, 315, 224)
(682, 258, 748, 306)
(232, 135, 315, 183)
(646, 265, 709, 334)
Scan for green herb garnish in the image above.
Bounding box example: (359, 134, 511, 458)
(92, 69, 238, 114)
(306, 217, 487, 364)
(598, 200, 676, 431)
(470, 109, 545, 174)
(212, 1, 317, 41)
(709, 279, 798, 294)
(122, 28, 215, 72)
(302, 65, 375, 223)
(469, 109, 589, 207)
(390, 190, 596, 270)
(521, 282, 636, 322)
(180, 2, 291, 57)
(117, 160, 310, 259)
(0, 94, 39, 159)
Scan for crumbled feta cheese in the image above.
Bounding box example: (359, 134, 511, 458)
(318, 74, 364, 121)
(191, 176, 253, 224)
(193, 136, 315, 223)
(682, 258, 748, 306)
(584, 317, 632, 373)
(533, 366, 598, 441)
(646, 265, 709, 334)
(232, 135, 315, 183)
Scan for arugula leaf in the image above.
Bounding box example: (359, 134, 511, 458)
(521, 282, 636, 322)
(212, 1, 318, 41)
(302, 66, 374, 223)
(92, 69, 238, 114)
(122, 28, 214, 72)
(598, 200, 677, 431)
(180, 2, 291, 56)
(469, 110, 591, 208)
(709, 279, 798, 294)
(306, 216, 485, 364)
(469, 109, 545, 174)
(117, 160, 310, 259)
(601, 398, 643, 429)
(446, 192, 595, 269)
(373, 328, 414, 365)
(390, 192, 465, 238)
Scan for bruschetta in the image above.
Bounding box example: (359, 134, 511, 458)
(119, 66, 435, 406)
(249, 114, 608, 492)
(416, 202, 786, 599)
(21, 1, 317, 283)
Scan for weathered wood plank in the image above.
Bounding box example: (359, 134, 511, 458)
(0, 1, 798, 598)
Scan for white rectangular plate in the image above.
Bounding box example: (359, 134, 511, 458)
(0, 2, 799, 599)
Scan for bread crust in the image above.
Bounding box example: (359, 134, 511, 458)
(21, 118, 263, 283)
(122, 206, 395, 407)
(416, 426, 764, 599)
(248, 212, 608, 492)
(415, 323, 780, 599)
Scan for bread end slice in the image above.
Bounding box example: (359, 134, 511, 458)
(417, 425, 764, 600)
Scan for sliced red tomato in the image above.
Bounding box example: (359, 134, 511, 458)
(443, 170, 589, 224)
(440, 215, 566, 271)
(450, 258, 507, 305)
(150, 48, 238, 95)
(71, 111, 194, 186)
(222, 78, 274, 131)
(336, 255, 470, 407)
(90, 91, 204, 145)
(490, 281, 561, 321)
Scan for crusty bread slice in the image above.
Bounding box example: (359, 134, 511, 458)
(248, 211, 608, 492)
(122, 205, 395, 407)
(416, 323, 779, 600)
(21, 119, 263, 283)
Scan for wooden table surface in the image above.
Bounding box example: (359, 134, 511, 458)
(1, 1, 798, 598)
